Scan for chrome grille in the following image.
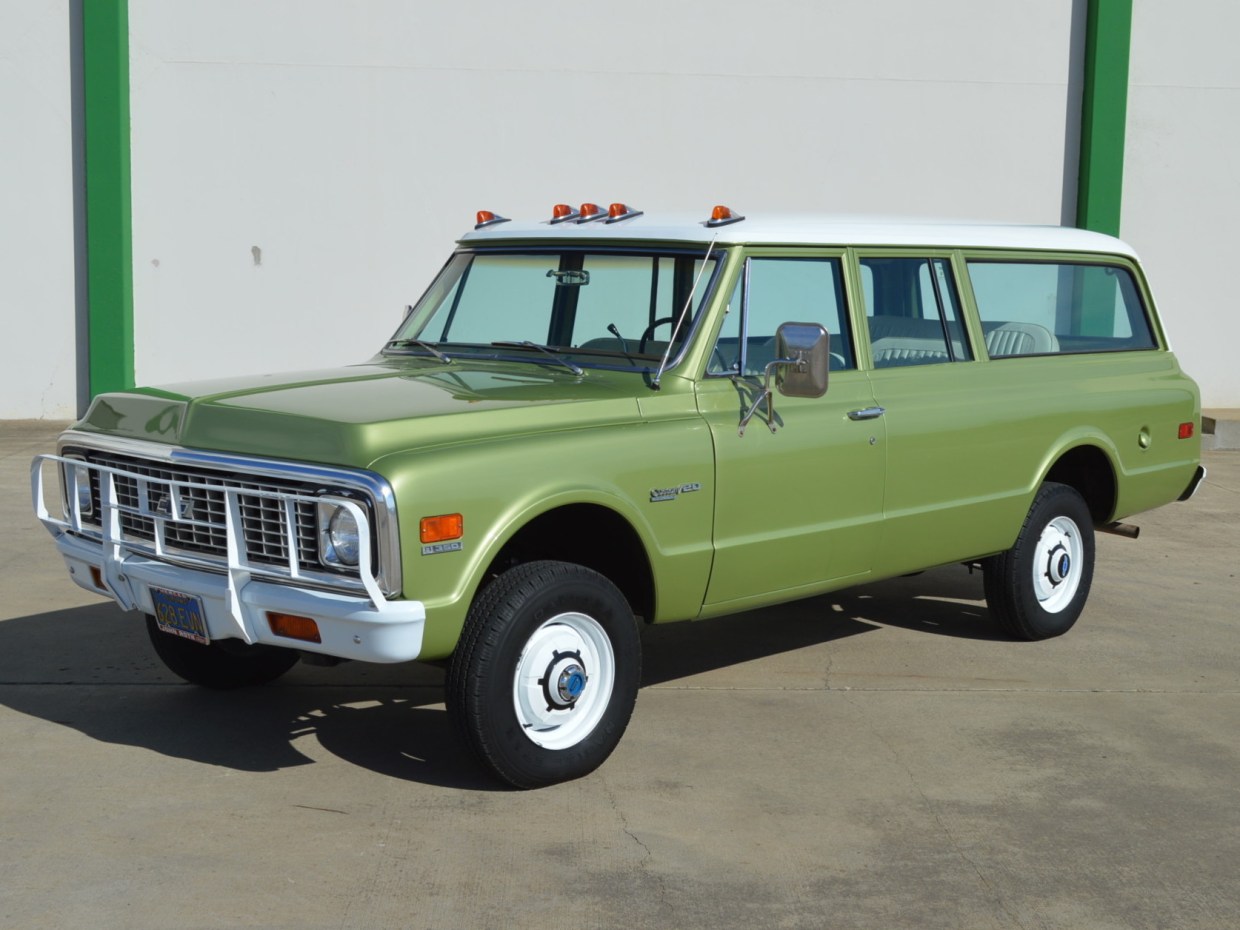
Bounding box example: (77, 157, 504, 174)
(80, 451, 328, 572)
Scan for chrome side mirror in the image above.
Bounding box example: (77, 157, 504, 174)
(737, 322, 831, 436)
(774, 322, 830, 398)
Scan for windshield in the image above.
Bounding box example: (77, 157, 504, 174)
(387, 248, 723, 371)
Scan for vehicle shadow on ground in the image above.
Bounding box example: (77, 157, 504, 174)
(0, 565, 1000, 789)
(835, 564, 1007, 641)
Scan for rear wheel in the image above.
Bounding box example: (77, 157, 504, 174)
(145, 616, 299, 689)
(984, 482, 1095, 641)
(446, 560, 641, 789)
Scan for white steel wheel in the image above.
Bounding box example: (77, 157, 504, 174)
(1030, 515, 1085, 613)
(447, 560, 641, 789)
(512, 612, 616, 750)
(984, 482, 1096, 641)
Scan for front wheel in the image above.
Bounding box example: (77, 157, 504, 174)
(446, 561, 641, 788)
(983, 482, 1095, 641)
(145, 616, 299, 689)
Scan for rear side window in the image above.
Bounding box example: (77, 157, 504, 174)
(861, 257, 973, 367)
(966, 261, 1157, 357)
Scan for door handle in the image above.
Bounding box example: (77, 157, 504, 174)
(847, 406, 886, 421)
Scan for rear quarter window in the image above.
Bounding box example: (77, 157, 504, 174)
(966, 260, 1158, 357)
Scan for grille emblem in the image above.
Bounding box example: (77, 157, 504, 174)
(154, 495, 194, 520)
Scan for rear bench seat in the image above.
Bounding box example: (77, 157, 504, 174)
(868, 316, 953, 366)
(868, 316, 1059, 365)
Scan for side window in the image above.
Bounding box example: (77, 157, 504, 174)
(966, 260, 1157, 357)
(708, 257, 855, 375)
(861, 257, 973, 368)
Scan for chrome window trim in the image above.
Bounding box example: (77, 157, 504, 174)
(55, 430, 403, 597)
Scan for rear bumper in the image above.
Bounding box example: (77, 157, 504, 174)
(1178, 465, 1207, 502)
(53, 531, 426, 663)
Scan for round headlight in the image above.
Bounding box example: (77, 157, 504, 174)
(327, 506, 360, 567)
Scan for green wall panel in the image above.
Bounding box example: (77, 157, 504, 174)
(82, 0, 134, 397)
(1076, 0, 1133, 237)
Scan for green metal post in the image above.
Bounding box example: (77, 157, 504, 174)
(82, 0, 134, 397)
(1076, 0, 1133, 237)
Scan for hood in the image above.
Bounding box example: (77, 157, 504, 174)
(75, 358, 646, 468)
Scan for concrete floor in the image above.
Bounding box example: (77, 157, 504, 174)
(2, 420, 1237, 930)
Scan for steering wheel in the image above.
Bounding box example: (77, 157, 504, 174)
(639, 317, 677, 354)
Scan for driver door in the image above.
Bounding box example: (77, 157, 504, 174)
(695, 252, 886, 610)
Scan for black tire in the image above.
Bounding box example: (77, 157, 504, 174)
(446, 560, 641, 789)
(983, 482, 1095, 641)
(145, 615, 299, 689)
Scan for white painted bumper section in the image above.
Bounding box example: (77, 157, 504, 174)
(33, 455, 425, 663)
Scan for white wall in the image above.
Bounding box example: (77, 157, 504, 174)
(0, 0, 78, 419)
(128, 1, 1080, 387)
(1124, 1, 1240, 408)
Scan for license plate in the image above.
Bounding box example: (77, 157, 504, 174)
(150, 586, 209, 644)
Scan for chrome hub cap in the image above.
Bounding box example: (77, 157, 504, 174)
(543, 651, 587, 708)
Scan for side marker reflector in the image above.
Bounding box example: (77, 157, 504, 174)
(421, 513, 464, 544)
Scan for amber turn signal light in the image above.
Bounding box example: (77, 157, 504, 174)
(420, 513, 463, 544)
(267, 612, 322, 644)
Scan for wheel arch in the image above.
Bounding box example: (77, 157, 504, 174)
(1041, 442, 1118, 525)
(481, 500, 657, 624)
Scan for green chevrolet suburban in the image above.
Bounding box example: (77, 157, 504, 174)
(33, 205, 1204, 787)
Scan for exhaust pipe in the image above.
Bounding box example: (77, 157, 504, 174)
(1099, 521, 1140, 539)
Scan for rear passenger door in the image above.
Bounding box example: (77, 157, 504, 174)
(856, 251, 1017, 572)
(696, 252, 886, 609)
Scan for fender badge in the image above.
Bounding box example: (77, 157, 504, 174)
(422, 541, 463, 556)
(650, 482, 702, 503)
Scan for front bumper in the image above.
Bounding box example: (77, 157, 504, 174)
(33, 452, 425, 663)
(52, 532, 425, 662)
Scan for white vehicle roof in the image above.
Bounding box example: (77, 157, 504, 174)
(459, 209, 1138, 258)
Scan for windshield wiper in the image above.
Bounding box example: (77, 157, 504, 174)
(490, 341, 584, 376)
(387, 338, 452, 363)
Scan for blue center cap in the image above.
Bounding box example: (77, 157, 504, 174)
(558, 666, 586, 702)
(1058, 553, 1071, 577)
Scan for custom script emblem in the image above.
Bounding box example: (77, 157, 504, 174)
(649, 482, 702, 503)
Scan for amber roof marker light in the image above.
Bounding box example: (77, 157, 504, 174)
(576, 202, 607, 223)
(474, 210, 510, 230)
(605, 203, 643, 223)
(549, 203, 580, 224)
(705, 204, 745, 227)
